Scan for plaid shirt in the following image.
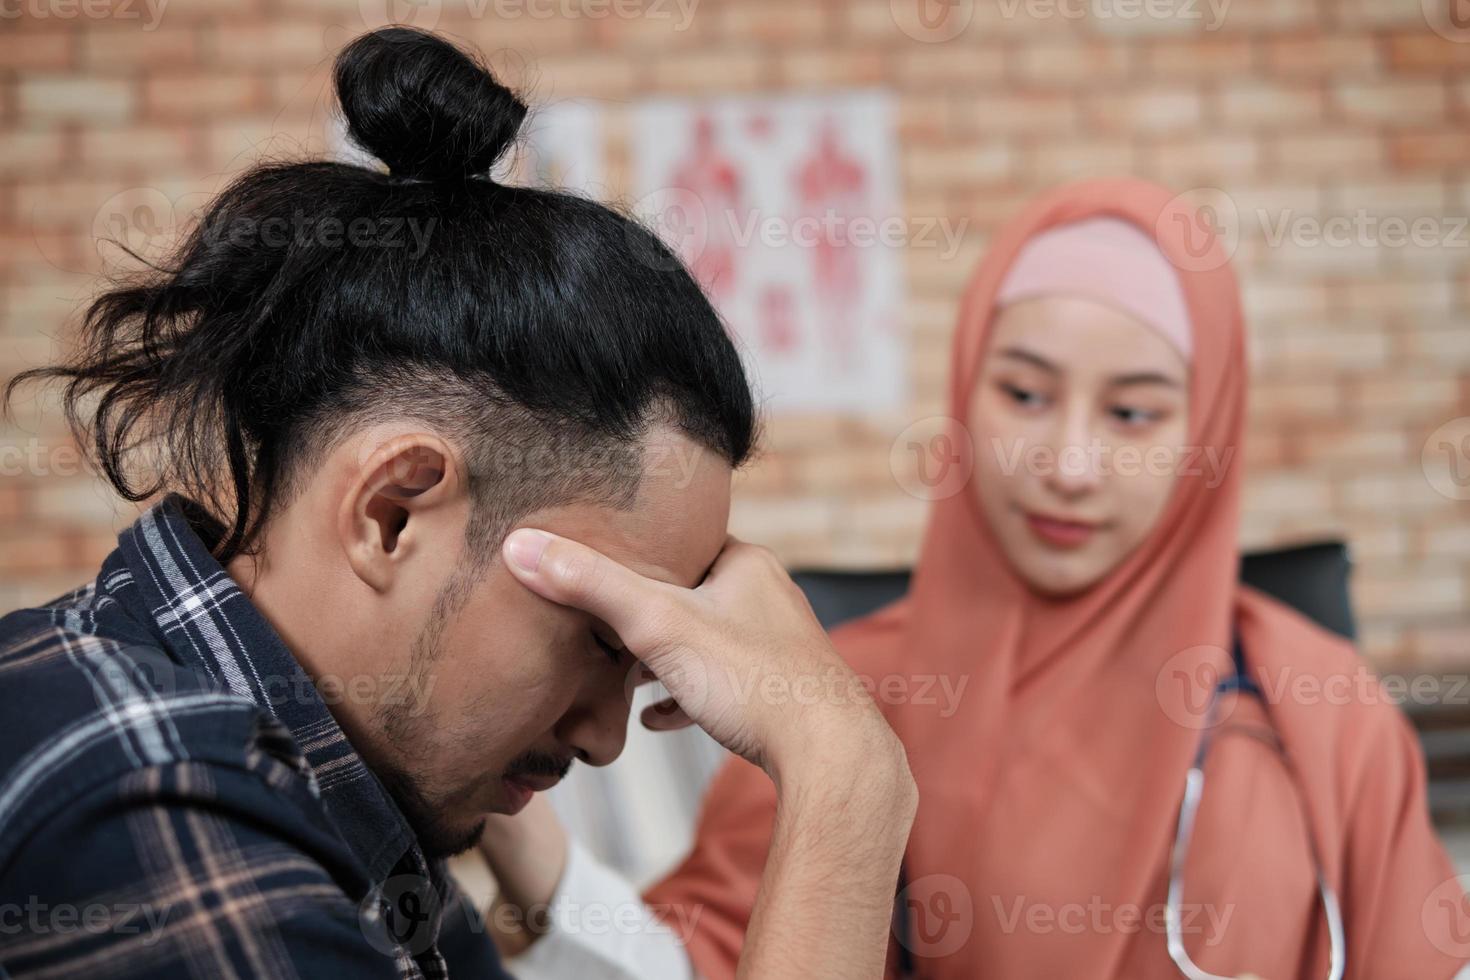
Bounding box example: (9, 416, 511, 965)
(0, 495, 511, 980)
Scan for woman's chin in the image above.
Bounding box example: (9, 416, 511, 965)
(1012, 550, 1112, 599)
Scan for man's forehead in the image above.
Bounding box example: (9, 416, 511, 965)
(518, 438, 733, 589)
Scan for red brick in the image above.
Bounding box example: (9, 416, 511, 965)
(0, 526, 77, 576)
(1340, 276, 1455, 312)
(143, 72, 268, 117)
(894, 45, 1006, 88)
(1026, 138, 1137, 182)
(204, 22, 333, 68)
(0, 129, 69, 176)
(79, 124, 197, 169)
(580, 5, 709, 50)
(887, 96, 950, 144)
(1328, 179, 1448, 213)
(1212, 0, 1315, 29)
(718, 2, 829, 44)
(1353, 376, 1462, 419)
(1271, 132, 1383, 175)
(1391, 131, 1470, 170)
(526, 54, 641, 97)
(1294, 424, 1408, 465)
(1145, 135, 1259, 182)
(1418, 522, 1470, 560)
(902, 142, 1015, 188)
(1242, 472, 1334, 517)
(1262, 35, 1378, 76)
(18, 75, 136, 122)
(1089, 89, 1203, 133)
(1403, 321, 1470, 364)
(1247, 380, 1343, 421)
(1409, 626, 1470, 669)
(957, 91, 1080, 135)
(81, 24, 200, 70)
(1014, 39, 1134, 84)
(0, 31, 75, 70)
(1218, 80, 1324, 127)
(1242, 278, 1330, 320)
(1264, 324, 1391, 371)
(1336, 80, 1448, 125)
(1354, 567, 1465, 617)
(1336, 0, 1433, 27)
(651, 50, 771, 92)
(1342, 472, 1454, 515)
(1145, 36, 1252, 78)
(1387, 33, 1470, 71)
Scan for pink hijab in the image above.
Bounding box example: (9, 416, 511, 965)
(647, 178, 1468, 978)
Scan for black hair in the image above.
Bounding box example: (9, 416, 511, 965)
(5, 26, 757, 566)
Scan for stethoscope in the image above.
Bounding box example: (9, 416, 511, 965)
(892, 636, 1347, 979)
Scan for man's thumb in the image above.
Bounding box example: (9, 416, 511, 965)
(501, 528, 673, 650)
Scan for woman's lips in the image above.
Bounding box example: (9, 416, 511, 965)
(1022, 510, 1101, 549)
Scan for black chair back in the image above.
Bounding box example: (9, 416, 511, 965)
(792, 540, 1356, 640)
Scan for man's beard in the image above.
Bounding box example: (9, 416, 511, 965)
(369, 565, 489, 860)
(373, 745, 574, 861)
(369, 568, 574, 860)
(374, 753, 487, 860)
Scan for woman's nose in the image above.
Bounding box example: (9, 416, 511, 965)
(1042, 407, 1104, 498)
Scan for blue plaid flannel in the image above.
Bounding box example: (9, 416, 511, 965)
(0, 494, 512, 979)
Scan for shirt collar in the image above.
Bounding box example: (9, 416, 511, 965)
(109, 494, 421, 883)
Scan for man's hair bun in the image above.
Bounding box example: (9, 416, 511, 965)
(334, 26, 528, 182)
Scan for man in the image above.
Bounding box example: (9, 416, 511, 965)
(0, 25, 915, 979)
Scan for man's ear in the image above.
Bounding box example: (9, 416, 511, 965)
(339, 434, 465, 592)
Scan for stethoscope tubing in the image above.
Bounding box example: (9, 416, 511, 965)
(892, 636, 1346, 980)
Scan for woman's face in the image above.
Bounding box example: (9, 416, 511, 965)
(967, 294, 1191, 598)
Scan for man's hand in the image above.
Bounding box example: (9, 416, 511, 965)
(502, 529, 916, 979)
(501, 530, 906, 787)
(478, 794, 568, 956)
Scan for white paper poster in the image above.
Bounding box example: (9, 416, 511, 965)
(330, 99, 606, 195)
(632, 91, 908, 414)
(505, 100, 606, 194)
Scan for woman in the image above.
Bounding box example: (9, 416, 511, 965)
(484, 177, 1467, 977)
(635, 177, 1467, 978)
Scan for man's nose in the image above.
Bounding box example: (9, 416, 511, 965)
(554, 673, 632, 767)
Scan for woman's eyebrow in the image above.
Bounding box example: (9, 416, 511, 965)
(996, 347, 1057, 373)
(1108, 371, 1185, 389)
(998, 348, 1184, 389)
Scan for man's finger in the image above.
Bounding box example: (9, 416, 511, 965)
(501, 528, 677, 650)
(641, 699, 695, 732)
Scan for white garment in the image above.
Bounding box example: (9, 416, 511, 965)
(510, 686, 727, 979)
(544, 685, 730, 886)
(509, 838, 696, 980)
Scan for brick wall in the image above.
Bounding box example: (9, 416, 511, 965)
(1, 0, 1468, 670)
